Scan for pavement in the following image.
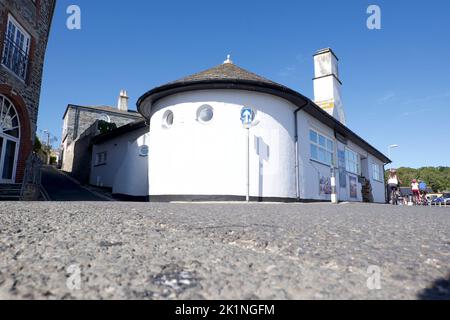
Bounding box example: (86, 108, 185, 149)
(0, 202, 449, 300)
(41, 166, 108, 201)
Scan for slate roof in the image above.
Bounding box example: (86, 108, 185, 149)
(137, 62, 310, 115)
(63, 105, 143, 120)
(136, 61, 391, 164)
(166, 63, 284, 87)
(93, 119, 147, 145)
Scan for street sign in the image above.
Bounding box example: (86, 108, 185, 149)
(240, 107, 256, 202)
(241, 107, 255, 128)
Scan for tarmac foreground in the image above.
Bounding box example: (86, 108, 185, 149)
(0, 202, 449, 300)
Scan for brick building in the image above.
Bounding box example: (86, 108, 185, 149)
(0, 0, 56, 184)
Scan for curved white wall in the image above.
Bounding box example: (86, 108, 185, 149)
(113, 132, 150, 197)
(148, 89, 297, 200)
(90, 128, 149, 197)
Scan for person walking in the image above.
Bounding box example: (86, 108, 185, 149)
(387, 169, 401, 205)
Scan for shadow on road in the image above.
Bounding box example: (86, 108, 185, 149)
(41, 166, 109, 202)
(418, 273, 450, 300)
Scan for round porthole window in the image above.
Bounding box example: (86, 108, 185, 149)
(139, 145, 149, 157)
(197, 105, 214, 123)
(163, 110, 174, 128)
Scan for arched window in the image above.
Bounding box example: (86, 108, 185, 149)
(0, 95, 20, 139)
(0, 95, 21, 183)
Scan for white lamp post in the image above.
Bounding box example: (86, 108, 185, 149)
(388, 144, 399, 169)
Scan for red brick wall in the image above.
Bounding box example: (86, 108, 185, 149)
(0, 84, 32, 183)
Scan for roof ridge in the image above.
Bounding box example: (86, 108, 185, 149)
(165, 62, 286, 88)
(226, 63, 281, 85)
(70, 104, 140, 113)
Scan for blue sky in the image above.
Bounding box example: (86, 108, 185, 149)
(38, 0, 450, 168)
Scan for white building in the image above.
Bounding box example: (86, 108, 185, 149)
(90, 120, 150, 201)
(60, 90, 143, 184)
(90, 50, 390, 203)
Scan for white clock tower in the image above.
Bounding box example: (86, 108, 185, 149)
(313, 48, 346, 125)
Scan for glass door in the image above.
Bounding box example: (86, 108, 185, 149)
(1, 139, 17, 182)
(0, 94, 21, 184)
(0, 137, 18, 183)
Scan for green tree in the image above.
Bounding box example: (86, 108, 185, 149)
(386, 167, 450, 192)
(98, 121, 117, 134)
(34, 136, 43, 153)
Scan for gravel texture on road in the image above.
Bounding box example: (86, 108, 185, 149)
(0, 202, 449, 300)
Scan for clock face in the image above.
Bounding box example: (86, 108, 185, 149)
(139, 145, 149, 157)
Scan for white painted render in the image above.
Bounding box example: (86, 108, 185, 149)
(90, 127, 149, 197)
(89, 88, 387, 203)
(368, 155, 386, 203)
(292, 109, 386, 203)
(313, 49, 346, 124)
(148, 89, 297, 199)
(314, 50, 339, 79)
(85, 48, 389, 203)
(297, 109, 338, 201)
(143, 88, 386, 203)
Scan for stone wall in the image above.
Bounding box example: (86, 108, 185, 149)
(61, 106, 143, 174)
(63, 106, 142, 147)
(62, 121, 102, 185)
(61, 141, 75, 173)
(22, 183, 41, 201)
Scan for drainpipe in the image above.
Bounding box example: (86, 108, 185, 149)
(294, 101, 309, 201)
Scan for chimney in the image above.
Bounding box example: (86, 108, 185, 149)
(313, 48, 346, 125)
(117, 89, 129, 112)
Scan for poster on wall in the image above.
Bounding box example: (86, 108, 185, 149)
(319, 176, 332, 195)
(338, 149, 346, 188)
(349, 176, 358, 198)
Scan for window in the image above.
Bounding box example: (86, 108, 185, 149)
(95, 152, 107, 166)
(0, 95, 20, 138)
(345, 148, 360, 175)
(98, 113, 111, 123)
(1, 15, 31, 80)
(0, 95, 20, 182)
(372, 163, 383, 181)
(162, 110, 174, 128)
(310, 129, 334, 166)
(197, 105, 214, 123)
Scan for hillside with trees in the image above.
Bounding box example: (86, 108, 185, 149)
(385, 167, 450, 192)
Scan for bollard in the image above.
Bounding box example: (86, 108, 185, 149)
(408, 195, 414, 206)
(331, 167, 338, 204)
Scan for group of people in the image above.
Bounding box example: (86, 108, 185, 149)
(387, 169, 428, 205)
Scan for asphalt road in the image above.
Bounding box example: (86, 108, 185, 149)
(41, 166, 107, 201)
(0, 202, 449, 300)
